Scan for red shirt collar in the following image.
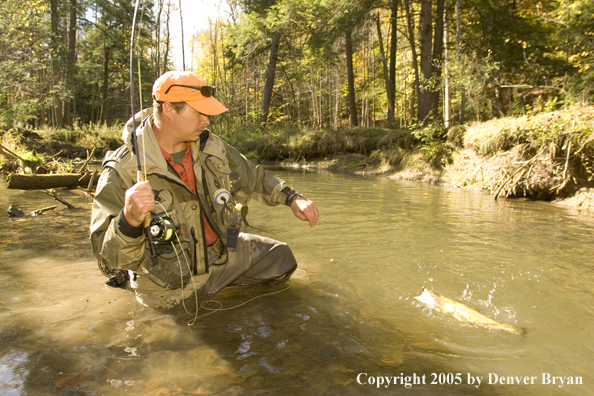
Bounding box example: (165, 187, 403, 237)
(160, 143, 196, 194)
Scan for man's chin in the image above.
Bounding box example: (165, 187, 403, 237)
(191, 130, 205, 141)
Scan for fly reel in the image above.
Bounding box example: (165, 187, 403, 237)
(149, 216, 176, 243)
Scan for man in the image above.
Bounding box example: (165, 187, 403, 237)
(90, 70, 319, 308)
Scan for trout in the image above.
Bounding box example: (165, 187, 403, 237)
(414, 288, 521, 334)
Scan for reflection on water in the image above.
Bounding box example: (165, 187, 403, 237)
(1, 172, 593, 395)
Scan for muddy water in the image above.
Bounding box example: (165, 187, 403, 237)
(0, 171, 593, 395)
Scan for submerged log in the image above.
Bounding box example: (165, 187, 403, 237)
(6, 172, 96, 190)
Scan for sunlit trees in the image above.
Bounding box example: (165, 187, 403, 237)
(0, 1, 50, 129)
(0, 0, 591, 131)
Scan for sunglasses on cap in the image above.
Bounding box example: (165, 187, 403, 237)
(164, 84, 217, 97)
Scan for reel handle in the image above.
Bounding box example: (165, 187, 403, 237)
(137, 170, 152, 228)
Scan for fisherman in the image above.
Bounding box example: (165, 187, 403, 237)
(90, 70, 319, 308)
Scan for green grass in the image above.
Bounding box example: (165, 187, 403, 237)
(464, 105, 594, 157)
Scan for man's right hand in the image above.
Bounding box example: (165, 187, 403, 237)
(123, 180, 155, 227)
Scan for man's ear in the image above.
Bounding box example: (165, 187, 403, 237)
(161, 102, 175, 119)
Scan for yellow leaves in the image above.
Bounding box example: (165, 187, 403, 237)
(32, 0, 48, 10)
(568, 50, 593, 71)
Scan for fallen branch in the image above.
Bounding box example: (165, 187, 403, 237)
(77, 147, 97, 173)
(52, 158, 66, 173)
(31, 205, 58, 216)
(87, 170, 98, 191)
(44, 189, 76, 209)
(0, 143, 25, 162)
(76, 186, 95, 199)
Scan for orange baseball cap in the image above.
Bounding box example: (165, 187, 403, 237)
(152, 71, 228, 115)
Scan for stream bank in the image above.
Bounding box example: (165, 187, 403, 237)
(2, 106, 593, 209)
(270, 106, 594, 210)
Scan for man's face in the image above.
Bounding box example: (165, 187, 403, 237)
(169, 103, 210, 142)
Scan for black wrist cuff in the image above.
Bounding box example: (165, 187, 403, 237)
(281, 186, 303, 206)
(116, 210, 144, 239)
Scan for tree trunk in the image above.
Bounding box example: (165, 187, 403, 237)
(403, 0, 420, 122)
(376, 13, 394, 126)
(431, 0, 445, 118)
(156, 0, 163, 75)
(259, 31, 280, 125)
(345, 28, 358, 127)
(49, 0, 62, 128)
(456, 0, 466, 124)
(444, 10, 451, 127)
(100, 45, 110, 122)
(418, 0, 433, 123)
(65, 0, 77, 126)
(210, 19, 219, 83)
(163, 2, 171, 73)
(389, 0, 399, 126)
(178, 0, 185, 70)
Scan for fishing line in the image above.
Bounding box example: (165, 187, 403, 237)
(150, 202, 303, 325)
(191, 284, 292, 322)
(156, 202, 297, 325)
(154, 201, 199, 320)
(189, 269, 307, 323)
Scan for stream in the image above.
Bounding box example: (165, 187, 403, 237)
(0, 170, 593, 395)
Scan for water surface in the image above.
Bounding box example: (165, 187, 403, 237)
(0, 171, 592, 395)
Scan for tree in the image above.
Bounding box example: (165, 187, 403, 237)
(388, 0, 399, 125)
(237, 0, 282, 125)
(403, 0, 420, 121)
(376, 12, 393, 125)
(455, 0, 465, 124)
(65, 0, 78, 126)
(345, 27, 358, 126)
(0, 1, 49, 128)
(416, 0, 444, 124)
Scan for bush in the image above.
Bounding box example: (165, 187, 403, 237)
(212, 121, 413, 163)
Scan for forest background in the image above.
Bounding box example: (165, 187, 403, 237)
(1, 0, 594, 204)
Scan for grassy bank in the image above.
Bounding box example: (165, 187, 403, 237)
(443, 105, 594, 202)
(0, 123, 122, 173)
(3, 106, 594, 208)
(216, 105, 594, 206)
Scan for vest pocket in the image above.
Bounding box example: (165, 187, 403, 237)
(141, 239, 193, 290)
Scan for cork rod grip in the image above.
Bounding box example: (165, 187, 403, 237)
(137, 170, 152, 228)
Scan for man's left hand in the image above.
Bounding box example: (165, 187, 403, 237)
(291, 197, 319, 227)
